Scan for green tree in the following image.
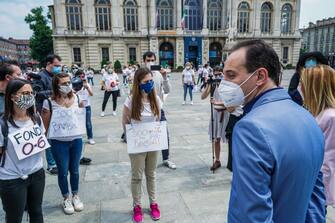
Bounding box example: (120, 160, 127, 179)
(25, 7, 53, 66)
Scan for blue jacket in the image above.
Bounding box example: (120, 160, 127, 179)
(228, 88, 326, 223)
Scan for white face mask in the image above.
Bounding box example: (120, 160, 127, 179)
(59, 84, 73, 94)
(218, 70, 258, 107)
(146, 62, 155, 70)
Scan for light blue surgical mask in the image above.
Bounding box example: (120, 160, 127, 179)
(52, 66, 61, 74)
(304, 58, 317, 68)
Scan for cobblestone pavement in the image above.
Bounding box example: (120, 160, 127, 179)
(0, 70, 334, 223)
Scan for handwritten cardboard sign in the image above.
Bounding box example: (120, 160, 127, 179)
(9, 125, 50, 160)
(126, 121, 168, 154)
(48, 107, 86, 138)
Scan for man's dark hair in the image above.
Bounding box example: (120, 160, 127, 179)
(214, 66, 223, 72)
(231, 39, 281, 86)
(0, 60, 19, 81)
(45, 54, 61, 65)
(204, 64, 208, 68)
(142, 51, 156, 61)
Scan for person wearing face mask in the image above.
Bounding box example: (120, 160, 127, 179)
(35, 55, 62, 176)
(221, 40, 326, 222)
(41, 73, 84, 215)
(201, 66, 231, 171)
(182, 62, 196, 105)
(100, 68, 120, 117)
(0, 60, 23, 115)
(122, 68, 162, 223)
(288, 51, 329, 106)
(142, 51, 176, 169)
(300, 65, 335, 212)
(0, 79, 46, 223)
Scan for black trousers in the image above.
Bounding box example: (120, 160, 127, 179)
(0, 168, 45, 223)
(102, 90, 119, 112)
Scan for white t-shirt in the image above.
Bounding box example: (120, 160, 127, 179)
(77, 85, 91, 107)
(0, 118, 45, 180)
(42, 96, 83, 141)
(122, 68, 129, 76)
(103, 73, 119, 91)
(124, 96, 163, 124)
(183, 69, 194, 84)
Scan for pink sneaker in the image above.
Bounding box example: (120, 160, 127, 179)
(150, 203, 161, 221)
(133, 205, 143, 223)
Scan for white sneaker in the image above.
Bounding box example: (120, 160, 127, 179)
(190, 101, 193, 105)
(72, 195, 84, 212)
(88, 139, 96, 145)
(62, 198, 75, 215)
(163, 160, 177, 170)
(112, 111, 117, 116)
(100, 112, 105, 117)
(182, 101, 186, 105)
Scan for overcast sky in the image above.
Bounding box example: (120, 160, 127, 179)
(0, 0, 334, 39)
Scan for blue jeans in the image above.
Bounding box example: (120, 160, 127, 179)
(183, 84, 193, 101)
(87, 77, 94, 86)
(86, 106, 93, 139)
(45, 147, 56, 169)
(50, 138, 83, 197)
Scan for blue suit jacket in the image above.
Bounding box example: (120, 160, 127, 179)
(228, 88, 326, 223)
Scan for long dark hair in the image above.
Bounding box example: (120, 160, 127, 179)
(4, 79, 37, 128)
(51, 72, 73, 100)
(131, 68, 160, 121)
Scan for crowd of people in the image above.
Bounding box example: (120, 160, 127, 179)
(0, 39, 333, 223)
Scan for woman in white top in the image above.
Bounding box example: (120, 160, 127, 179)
(0, 79, 46, 222)
(41, 73, 84, 215)
(182, 62, 195, 105)
(101, 68, 120, 117)
(122, 68, 162, 223)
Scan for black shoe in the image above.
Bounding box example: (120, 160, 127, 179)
(47, 167, 58, 175)
(210, 161, 221, 171)
(80, 157, 92, 165)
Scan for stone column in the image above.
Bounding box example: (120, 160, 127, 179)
(149, 0, 156, 35)
(273, 0, 281, 36)
(202, 0, 208, 34)
(294, 0, 301, 36)
(176, 37, 184, 67)
(176, 0, 183, 34)
(202, 38, 209, 65)
(112, 0, 122, 35)
(85, 0, 95, 35)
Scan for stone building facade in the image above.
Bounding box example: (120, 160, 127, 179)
(50, 0, 301, 69)
(301, 17, 335, 67)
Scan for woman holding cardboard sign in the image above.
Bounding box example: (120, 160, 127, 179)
(41, 73, 85, 215)
(122, 68, 162, 223)
(0, 79, 47, 223)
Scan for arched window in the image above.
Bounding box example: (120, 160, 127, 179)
(95, 0, 111, 31)
(261, 2, 272, 33)
(281, 3, 292, 33)
(207, 0, 222, 31)
(157, 0, 173, 30)
(65, 0, 82, 31)
(124, 0, 138, 31)
(237, 2, 250, 33)
(184, 0, 202, 30)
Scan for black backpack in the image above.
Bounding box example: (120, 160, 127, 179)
(0, 114, 42, 167)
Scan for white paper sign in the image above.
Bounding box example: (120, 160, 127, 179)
(126, 121, 168, 154)
(48, 107, 86, 138)
(9, 125, 50, 160)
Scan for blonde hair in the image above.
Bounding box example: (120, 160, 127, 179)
(301, 64, 335, 116)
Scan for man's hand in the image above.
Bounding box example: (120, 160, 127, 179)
(160, 68, 167, 79)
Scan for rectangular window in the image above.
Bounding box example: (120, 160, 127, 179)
(73, 47, 81, 63)
(283, 47, 289, 64)
(129, 47, 136, 63)
(101, 47, 109, 61)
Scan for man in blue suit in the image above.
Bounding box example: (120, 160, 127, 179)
(220, 40, 326, 222)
